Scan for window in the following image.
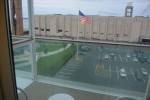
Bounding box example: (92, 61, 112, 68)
(35, 27, 38, 29)
(2, 0, 150, 100)
(46, 29, 50, 31)
(58, 29, 62, 32)
(123, 34, 128, 36)
(93, 32, 97, 34)
(9, 0, 29, 36)
(40, 28, 44, 31)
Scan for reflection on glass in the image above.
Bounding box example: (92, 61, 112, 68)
(9, 0, 29, 36)
(36, 40, 150, 95)
(13, 45, 32, 72)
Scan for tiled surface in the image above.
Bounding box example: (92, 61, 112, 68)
(18, 82, 117, 100)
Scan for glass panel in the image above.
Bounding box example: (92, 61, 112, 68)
(13, 43, 33, 96)
(13, 44, 32, 72)
(36, 40, 77, 77)
(36, 40, 150, 98)
(8, 0, 150, 99)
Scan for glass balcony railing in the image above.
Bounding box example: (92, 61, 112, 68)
(12, 38, 150, 99)
(8, 0, 150, 99)
(13, 44, 33, 79)
(14, 45, 31, 72)
(34, 39, 150, 99)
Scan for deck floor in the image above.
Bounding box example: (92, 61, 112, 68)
(18, 82, 117, 100)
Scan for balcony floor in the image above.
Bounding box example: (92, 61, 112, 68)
(18, 81, 118, 100)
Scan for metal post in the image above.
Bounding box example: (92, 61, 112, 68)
(77, 10, 80, 60)
(27, 0, 37, 81)
(28, 0, 35, 39)
(145, 75, 150, 100)
(90, 16, 93, 39)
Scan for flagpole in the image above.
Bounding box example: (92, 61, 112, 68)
(90, 16, 92, 39)
(77, 8, 80, 40)
(77, 8, 80, 60)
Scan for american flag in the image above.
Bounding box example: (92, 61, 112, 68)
(78, 10, 92, 24)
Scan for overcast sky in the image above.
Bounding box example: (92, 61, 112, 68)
(22, 0, 150, 17)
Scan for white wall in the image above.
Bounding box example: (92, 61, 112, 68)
(39, 15, 45, 36)
(34, 15, 40, 35)
(71, 16, 78, 38)
(130, 17, 142, 42)
(34, 15, 150, 43)
(45, 15, 51, 36)
(106, 17, 115, 41)
(64, 15, 72, 37)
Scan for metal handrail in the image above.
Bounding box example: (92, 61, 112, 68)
(17, 87, 28, 100)
(12, 38, 32, 45)
(36, 36, 150, 48)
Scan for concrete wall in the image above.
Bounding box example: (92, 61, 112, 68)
(140, 18, 149, 37)
(148, 19, 150, 37)
(114, 17, 123, 41)
(45, 15, 51, 36)
(106, 17, 115, 41)
(85, 21, 92, 39)
(34, 15, 150, 43)
(50, 15, 57, 36)
(79, 20, 85, 38)
(57, 15, 64, 36)
(39, 15, 46, 36)
(99, 16, 107, 40)
(71, 16, 78, 38)
(130, 17, 142, 42)
(121, 17, 132, 42)
(64, 15, 72, 37)
(34, 15, 40, 35)
(92, 16, 100, 39)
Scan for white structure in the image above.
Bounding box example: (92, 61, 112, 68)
(34, 15, 150, 43)
(125, 2, 133, 17)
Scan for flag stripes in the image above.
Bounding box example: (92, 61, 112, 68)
(78, 10, 92, 24)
